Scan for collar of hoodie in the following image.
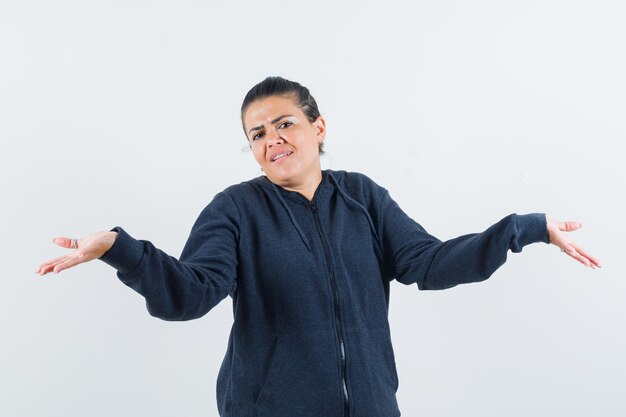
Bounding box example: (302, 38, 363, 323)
(257, 170, 382, 253)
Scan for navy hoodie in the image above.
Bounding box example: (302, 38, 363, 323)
(99, 169, 549, 417)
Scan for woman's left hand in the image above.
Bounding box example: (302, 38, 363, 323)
(547, 217, 601, 269)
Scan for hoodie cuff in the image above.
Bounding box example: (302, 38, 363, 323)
(98, 226, 144, 274)
(515, 213, 550, 247)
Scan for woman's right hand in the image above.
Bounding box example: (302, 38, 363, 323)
(36, 231, 118, 275)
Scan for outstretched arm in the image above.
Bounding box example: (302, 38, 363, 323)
(376, 190, 600, 290)
(36, 191, 240, 321)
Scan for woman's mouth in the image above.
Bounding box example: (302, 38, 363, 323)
(272, 151, 293, 162)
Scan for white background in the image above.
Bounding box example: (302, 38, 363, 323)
(2, 1, 624, 416)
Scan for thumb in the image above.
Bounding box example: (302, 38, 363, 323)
(558, 221, 582, 232)
(52, 237, 77, 248)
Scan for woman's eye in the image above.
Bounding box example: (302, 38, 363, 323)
(252, 132, 264, 141)
(278, 122, 292, 129)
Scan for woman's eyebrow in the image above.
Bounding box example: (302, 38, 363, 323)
(248, 115, 293, 135)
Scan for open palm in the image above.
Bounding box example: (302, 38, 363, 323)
(547, 217, 601, 269)
(36, 231, 118, 275)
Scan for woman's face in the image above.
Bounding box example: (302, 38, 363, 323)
(243, 95, 326, 191)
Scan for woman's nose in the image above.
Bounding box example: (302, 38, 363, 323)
(266, 128, 285, 147)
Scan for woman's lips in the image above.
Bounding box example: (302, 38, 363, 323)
(271, 151, 293, 162)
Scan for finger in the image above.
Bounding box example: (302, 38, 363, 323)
(41, 252, 85, 275)
(37, 255, 71, 275)
(558, 221, 582, 232)
(563, 245, 593, 268)
(42, 259, 66, 275)
(42, 256, 69, 274)
(36, 254, 69, 273)
(570, 242, 602, 268)
(52, 253, 87, 274)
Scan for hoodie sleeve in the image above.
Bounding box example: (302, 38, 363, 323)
(98, 191, 239, 320)
(377, 189, 550, 290)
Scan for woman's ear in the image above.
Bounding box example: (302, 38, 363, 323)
(313, 116, 326, 139)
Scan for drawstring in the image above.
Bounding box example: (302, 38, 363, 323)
(270, 182, 313, 252)
(328, 173, 383, 245)
(263, 173, 383, 255)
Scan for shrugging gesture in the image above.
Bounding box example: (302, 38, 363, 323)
(35, 216, 601, 276)
(35, 76, 603, 417)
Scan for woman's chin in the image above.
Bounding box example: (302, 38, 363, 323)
(268, 174, 297, 187)
(264, 163, 321, 190)
(265, 167, 298, 184)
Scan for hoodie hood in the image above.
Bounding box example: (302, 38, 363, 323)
(255, 170, 382, 254)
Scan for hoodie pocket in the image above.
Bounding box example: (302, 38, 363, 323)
(253, 329, 343, 417)
(384, 333, 400, 392)
(344, 327, 401, 417)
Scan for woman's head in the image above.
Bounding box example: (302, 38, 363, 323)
(241, 76, 324, 154)
(241, 76, 326, 196)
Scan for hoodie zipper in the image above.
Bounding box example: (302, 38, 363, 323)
(311, 203, 349, 417)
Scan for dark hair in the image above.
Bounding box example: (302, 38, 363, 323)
(241, 76, 324, 153)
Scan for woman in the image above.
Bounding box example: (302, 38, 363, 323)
(36, 76, 601, 417)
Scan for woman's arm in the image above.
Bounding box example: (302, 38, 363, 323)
(36, 191, 240, 321)
(376, 190, 600, 290)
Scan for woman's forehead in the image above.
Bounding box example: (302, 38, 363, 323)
(243, 95, 302, 125)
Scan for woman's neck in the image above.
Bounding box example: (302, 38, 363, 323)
(272, 170, 323, 201)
